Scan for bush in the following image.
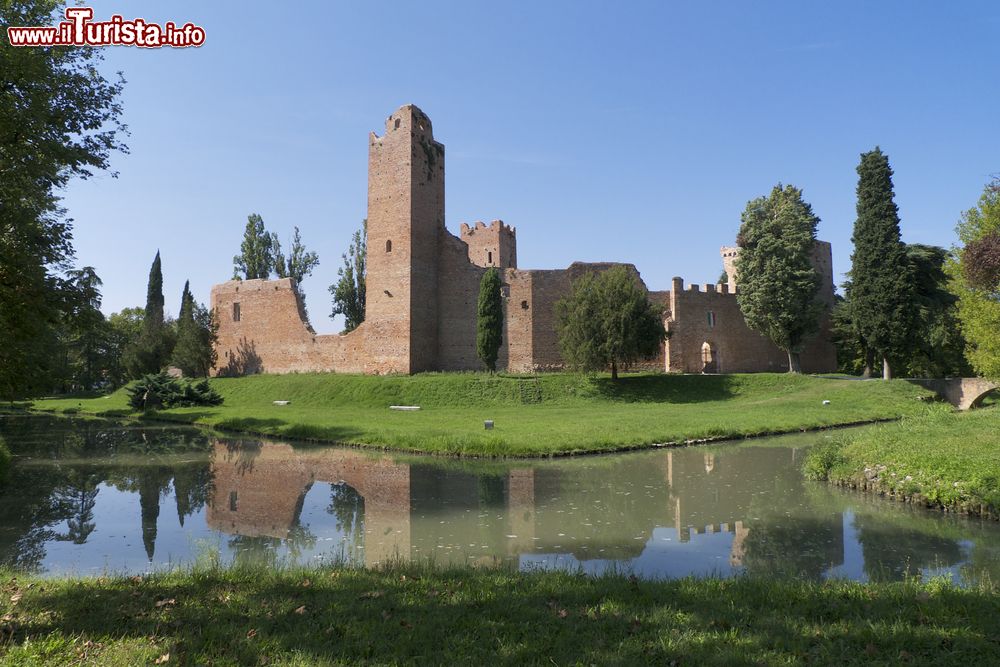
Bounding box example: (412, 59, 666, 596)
(126, 372, 223, 410)
(802, 438, 847, 481)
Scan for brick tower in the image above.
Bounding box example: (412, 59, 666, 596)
(364, 105, 445, 373)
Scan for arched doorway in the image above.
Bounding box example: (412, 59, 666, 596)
(701, 342, 719, 374)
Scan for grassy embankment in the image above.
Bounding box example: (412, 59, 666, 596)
(806, 404, 1000, 518)
(1, 564, 998, 665)
(33, 373, 933, 456)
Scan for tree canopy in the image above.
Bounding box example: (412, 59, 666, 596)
(556, 266, 666, 380)
(476, 268, 504, 372)
(233, 214, 278, 280)
(734, 184, 822, 373)
(330, 220, 367, 333)
(950, 178, 1000, 379)
(124, 252, 173, 378)
(0, 1, 127, 400)
(847, 148, 914, 379)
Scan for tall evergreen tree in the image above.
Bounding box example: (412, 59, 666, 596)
(124, 252, 172, 377)
(735, 184, 822, 373)
(848, 148, 914, 379)
(330, 220, 367, 332)
(170, 280, 218, 377)
(476, 268, 504, 372)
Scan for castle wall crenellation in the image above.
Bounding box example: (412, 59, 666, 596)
(209, 105, 837, 377)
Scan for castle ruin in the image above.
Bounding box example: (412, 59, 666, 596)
(210, 104, 836, 376)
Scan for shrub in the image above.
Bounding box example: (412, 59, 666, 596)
(127, 372, 223, 410)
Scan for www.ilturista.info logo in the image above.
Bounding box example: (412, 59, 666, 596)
(6, 7, 205, 48)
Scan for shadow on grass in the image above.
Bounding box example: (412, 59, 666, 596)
(1, 566, 998, 665)
(590, 374, 738, 403)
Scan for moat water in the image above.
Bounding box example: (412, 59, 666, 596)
(3, 413, 1000, 583)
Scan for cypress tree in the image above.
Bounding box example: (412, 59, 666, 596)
(476, 268, 504, 372)
(171, 280, 217, 377)
(848, 148, 914, 379)
(124, 251, 171, 377)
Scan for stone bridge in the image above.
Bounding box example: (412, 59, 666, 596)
(906, 378, 1000, 410)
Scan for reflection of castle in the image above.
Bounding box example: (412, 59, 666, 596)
(205, 438, 844, 574)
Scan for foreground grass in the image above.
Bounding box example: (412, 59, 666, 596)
(805, 406, 1000, 518)
(1, 564, 997, 666)
(0, 439, 9, 485)
(33, 373, 932, 456)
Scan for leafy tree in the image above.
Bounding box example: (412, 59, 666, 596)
(0, 1, 127, 400)
(734, 184, 822, 373)
(233, 213, 277, 280)
(556, 265, 666, 380)
(124, 252, 173, 377)
(170, 281, 218, 377)
(275, 226, 320, 315)
(329, 220, 367, 332)
(476, 268, 504, 372)
(847, 148, 915, 380)
(105, 307, 145, 387)
(950, 178, 1000, 379)
(56, 267, 111, 392)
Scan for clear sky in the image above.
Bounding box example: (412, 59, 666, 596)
(55, 1, 1000, 333)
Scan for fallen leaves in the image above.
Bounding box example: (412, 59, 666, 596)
(154, 653, 171, 664)
(294, 605, 307, 615)
(246, 628, 258, 639)
(358, 590, 384, 600)
(154, 598, 176, 609)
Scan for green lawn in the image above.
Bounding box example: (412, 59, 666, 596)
(33, 373, 933, 456)
(1, 564, 997, 666)
(805, 405, 1000, 518)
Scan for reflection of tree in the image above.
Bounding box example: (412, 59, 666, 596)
(173, 464, 213, 527)
(328, 482, 365, 544)
(54, 473, 100, 544)
(741, 514, 844, 581)
(0, 414, 213, 569)
(853, 513, 964, 581)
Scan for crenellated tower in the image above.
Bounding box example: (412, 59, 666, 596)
(364, 104, 445, 373)
(459, 220, 517, 269)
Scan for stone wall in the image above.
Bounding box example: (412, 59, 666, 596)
(211, 278, 366, 375)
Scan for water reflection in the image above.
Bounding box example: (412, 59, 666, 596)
(1, 414, 999, 584)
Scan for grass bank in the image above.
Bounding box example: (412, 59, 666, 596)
(805, 406, 1000, 518)
(34, 373, 932, 457)
(1, 564, 997, 665)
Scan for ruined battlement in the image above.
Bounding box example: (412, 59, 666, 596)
(460, 219, 517, 269)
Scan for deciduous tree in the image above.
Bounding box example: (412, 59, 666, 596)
(233, 213, 277, 280)
(950, 178, 1000, 379)
(0, 1, 127, 400)
(329, 220, 367, 333)
(735, 184, 822, 373)
(556, 266, 666, 380)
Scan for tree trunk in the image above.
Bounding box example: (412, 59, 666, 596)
(861, 348, 874, 378)
(882, 357, 892, 380)
(611, 360, 618, 381)
(787, 350, 802, 374)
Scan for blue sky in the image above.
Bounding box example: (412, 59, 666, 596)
(55, 1, 1000, 333)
